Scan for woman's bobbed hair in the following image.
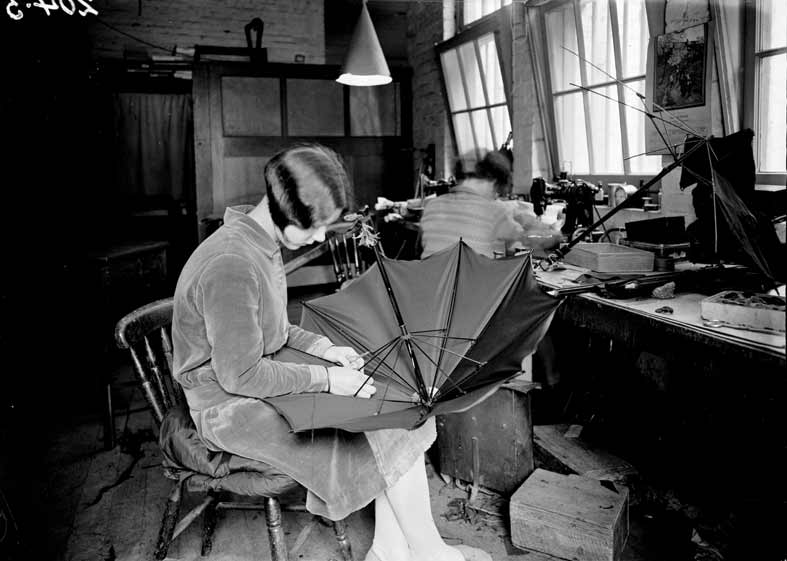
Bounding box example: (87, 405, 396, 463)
(264, 144, 349, 231)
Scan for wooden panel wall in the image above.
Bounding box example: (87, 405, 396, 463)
(193, 61, 413, 241)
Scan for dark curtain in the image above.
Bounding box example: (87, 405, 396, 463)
(110, 92, 197, 279)
(113, 92, 194, 206)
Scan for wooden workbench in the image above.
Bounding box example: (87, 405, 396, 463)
(535, 262, 785, 367)
(533, 261, 786, 505)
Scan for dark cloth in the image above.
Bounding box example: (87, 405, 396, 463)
(679, 130, 784, 281)
(159, 404, 301, 497)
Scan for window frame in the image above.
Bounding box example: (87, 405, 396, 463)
(436, 5, 513, 162)
(742, 0, 787, 187)
(529, 0, 659, 185)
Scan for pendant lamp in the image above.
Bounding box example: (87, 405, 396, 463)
(337, 1, 392, 86)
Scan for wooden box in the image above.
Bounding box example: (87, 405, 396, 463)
(701, 290, 786, 333)
(435, 380, 536, 495)
(562, 243, 654, 273)
(510, 469, 629, 561)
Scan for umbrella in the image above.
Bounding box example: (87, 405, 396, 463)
(265, 236, 562, 433)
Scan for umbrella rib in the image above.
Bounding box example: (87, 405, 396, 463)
(359, 339, 413, 401)
(413, 335, 485, 365)
(432, 362, 485, 402)
(411, 333, 477, 342)
(408, 338, 467, 398)
(301, 302, 406, 382)
(431, 241, 463, 400)
(354, 336, 419, 397)
(365, 337, 423, 394)
(439, 304, 557, 399)
(376, 340, 408, 414)
(372, 244, 430, 401)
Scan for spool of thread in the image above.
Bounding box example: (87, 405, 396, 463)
(654, 255, 674, 271)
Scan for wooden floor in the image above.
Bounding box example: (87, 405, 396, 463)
(1, 359, 705, 561)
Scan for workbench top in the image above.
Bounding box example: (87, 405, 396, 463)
(535, 262, 786, 359)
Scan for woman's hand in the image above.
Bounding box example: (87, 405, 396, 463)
(323, 345, 365, 370)
(327, 366, 376, 398)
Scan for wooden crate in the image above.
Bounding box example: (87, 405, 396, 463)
(562, 243, 653, 273)
(510, 469, 629, 561)
(435, 380, 536, 495)
(700, 290, 785, 333)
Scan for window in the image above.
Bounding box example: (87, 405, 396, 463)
(534, 0, 661, 180)
(463, 0, 512, 26)
(437, 8, 512, 161)
(743, 0, 787, 184)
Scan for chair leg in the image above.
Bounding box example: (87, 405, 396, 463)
(154, 480, 183, 560)
(264, 497, 289, 561)
(333, 518, 354, 561)
(103, 380, 116, 450)
(201, 491, 219, 557)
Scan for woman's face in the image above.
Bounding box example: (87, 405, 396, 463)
(276, 208, 342, 250)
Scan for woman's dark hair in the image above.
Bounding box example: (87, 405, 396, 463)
(264, 144, 349, 231)
(453, 150, 512, 191)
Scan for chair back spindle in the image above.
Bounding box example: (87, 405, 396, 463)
(115, 298, 176, 427)
(328, 230, 371, 288)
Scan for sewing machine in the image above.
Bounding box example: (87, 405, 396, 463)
(530, 175, 603, 239)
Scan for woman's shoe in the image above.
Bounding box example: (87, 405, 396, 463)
(454, 544, 493, 561)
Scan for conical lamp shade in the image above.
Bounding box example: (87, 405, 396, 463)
(337, 2, 392, 86)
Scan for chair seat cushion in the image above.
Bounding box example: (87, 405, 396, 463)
(160, 404, 300, 497)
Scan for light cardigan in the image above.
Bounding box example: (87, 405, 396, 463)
(172, 205, 331, 408)
(420, 181, 523, 258)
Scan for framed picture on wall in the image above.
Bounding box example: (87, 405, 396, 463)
(653, 23, 708, 111)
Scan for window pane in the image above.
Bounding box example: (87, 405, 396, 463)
(580, 0, 617, 86)
(623, 80, 662, 173)
(471, 109, 495, 152)
(453, 113, 476, 157)
(546, 4, 580, 91)
(350, 84, 399, 136)
(616, 0, 649, 78)
(477, 33, 507, 104)
(554, 92, 589, 174)
(441, 50, 468, 111)
(459, 42, 486, 108)
(757, 53, 787, 172)
(464, 0, 482, 25)
(588, 86, 623, 173)
(759, 0, 787, 51)
(464, 0, 510, 26)
(490, 105, 511, 150)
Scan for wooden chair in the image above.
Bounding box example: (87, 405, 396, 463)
(327, 229, 373, 288)
(115, 298, 353, 561)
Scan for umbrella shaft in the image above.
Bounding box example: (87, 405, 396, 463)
(373, 244, 430, 401)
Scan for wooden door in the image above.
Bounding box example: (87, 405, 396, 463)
(193, 61, 413, 241)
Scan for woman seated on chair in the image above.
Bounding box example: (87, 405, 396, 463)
(420, 149, 562, 259)
(172, 143, 489, 561)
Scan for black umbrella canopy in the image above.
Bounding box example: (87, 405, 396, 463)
(265, 241, 562, 433)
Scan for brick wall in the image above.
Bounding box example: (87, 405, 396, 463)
(87, 0, 324, 63)
(406, 3, 449, 179)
